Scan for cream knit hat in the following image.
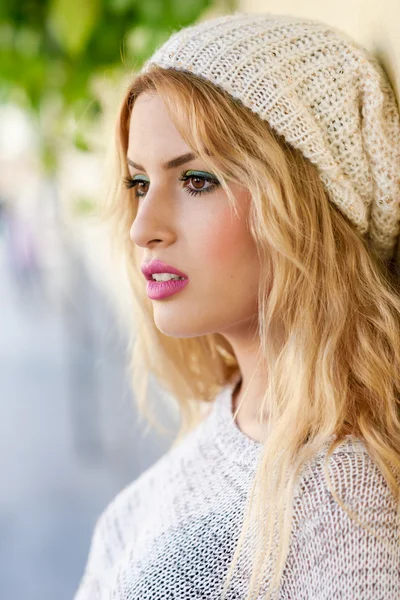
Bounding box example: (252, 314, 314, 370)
(142, 12, 400, 274)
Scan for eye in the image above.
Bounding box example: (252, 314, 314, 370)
(178, 170, 220, 196)
(123, 175, 149, 197)
(122, 170, 220, 198)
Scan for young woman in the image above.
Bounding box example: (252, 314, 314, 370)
(74, 11, 400, 600)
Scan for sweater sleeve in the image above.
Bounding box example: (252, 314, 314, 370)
(280, 445, 400, 600)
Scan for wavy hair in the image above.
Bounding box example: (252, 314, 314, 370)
(102, 65, 400, 600)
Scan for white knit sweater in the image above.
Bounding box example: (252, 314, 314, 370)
(73, 379, 400, 599)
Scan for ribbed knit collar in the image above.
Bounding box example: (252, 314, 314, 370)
(203, 375, 369, 471)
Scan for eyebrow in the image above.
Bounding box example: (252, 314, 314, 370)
(127, 152, 197, 172)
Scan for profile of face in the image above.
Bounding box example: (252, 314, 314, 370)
(127, 92, 261, 340)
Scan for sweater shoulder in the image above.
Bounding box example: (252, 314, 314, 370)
(279, 438, 400, 599)
(82, 419, 207, 572)
(293, 436, 398, 517)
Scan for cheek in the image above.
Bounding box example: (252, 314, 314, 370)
(201, 204, 253, 268)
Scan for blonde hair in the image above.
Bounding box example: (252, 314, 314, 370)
(103, 65, 400, 600)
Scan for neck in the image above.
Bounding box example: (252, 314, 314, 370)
(219, 315, 269, 440)
(230, 368, 269, 444)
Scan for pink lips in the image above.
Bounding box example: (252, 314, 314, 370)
(140, 259, 189, 300)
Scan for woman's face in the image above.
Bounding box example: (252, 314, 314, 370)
(127, 91, 260, 339)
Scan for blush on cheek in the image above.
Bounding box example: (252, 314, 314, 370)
(203, 205, 248, 266)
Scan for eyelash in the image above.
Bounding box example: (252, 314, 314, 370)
(122, 170, 220, 198)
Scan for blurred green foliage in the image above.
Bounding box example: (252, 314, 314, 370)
(0, 0, 216, 170)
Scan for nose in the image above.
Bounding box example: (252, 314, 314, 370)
(129, 188, 176, 249)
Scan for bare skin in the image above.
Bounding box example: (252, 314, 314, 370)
(127, 92, 269, 442)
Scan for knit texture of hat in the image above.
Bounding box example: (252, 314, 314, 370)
(142, 12, 400, 273)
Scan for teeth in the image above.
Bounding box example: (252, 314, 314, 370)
(152, 273, 185, 282)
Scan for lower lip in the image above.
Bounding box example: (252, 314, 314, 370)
(146, 278, 189, 299)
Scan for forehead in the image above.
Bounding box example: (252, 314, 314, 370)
(128, 92, 185, 150)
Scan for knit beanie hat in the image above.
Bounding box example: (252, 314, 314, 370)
(141, 12, 400, 274)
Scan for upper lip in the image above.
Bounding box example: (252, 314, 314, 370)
(140, 260, 189, 281)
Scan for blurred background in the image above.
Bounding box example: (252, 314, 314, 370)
(0, 1, 235, 598)
(1, 0, 399, 598)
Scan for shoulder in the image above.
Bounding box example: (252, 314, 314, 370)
(82, 422, 204, 569)
(74, 412, 214, 597)
(281, 437, 400, 599)
(293, 436, 398, 523)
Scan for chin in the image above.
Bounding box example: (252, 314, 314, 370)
(155, 322, 205, 338)
(152, 311, 217, 339)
